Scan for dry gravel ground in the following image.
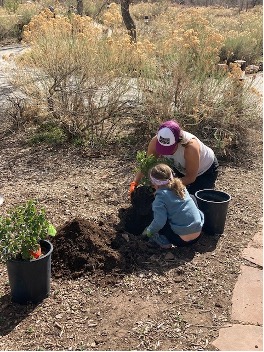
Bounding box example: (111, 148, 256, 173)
(0, 120, 262, 351)
(0, 45, 262, 350)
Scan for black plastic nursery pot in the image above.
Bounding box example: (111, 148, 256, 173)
(195, 189, 231, 235)
(6, 240, 53, 305)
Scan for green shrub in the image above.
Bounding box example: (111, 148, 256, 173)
(0, 200, 56, 262)
(0, 8, 19, 40)
(136, 151, 174, 186)
(3, 0, 20, 12)
(30, 123, 67, 145)
(16, 2, 42, 27)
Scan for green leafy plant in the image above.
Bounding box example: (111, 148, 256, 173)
(136, 150, 174, 186)
(30, 122, 67, 145)
(0, 200, 56, 262)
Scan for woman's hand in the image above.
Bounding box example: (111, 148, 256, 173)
(129, 181, 138, 194)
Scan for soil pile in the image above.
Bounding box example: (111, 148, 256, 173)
(51, 186, 157, 280)
(50, 214, 160, 281)
(51, 218, 122, 279)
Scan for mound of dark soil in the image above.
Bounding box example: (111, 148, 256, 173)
(51, 218, 122, 279)
(50, 216, 160, 281)
(50, 186, 160, 281)
(131, 185, 155, 216)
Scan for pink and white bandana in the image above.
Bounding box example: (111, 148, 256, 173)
(150, 172, 173, 186)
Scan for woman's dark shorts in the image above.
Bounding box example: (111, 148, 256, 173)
(173, 157, 219, 195)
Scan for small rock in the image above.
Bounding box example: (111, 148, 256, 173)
(121, 233, 129, 242)
(164, 252, 175, 260)
(54, 322, 63, 329)
(55, 314, 63, 319)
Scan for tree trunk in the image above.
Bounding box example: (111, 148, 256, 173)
(76, 0, 83, 16)
(120, 0, 136, 43)
(239, 0, 244, 12)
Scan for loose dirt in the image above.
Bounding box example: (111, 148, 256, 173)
(0, 46, 262, 349)
(0, 121, 262, 350)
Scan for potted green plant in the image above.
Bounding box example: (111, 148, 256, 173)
(0, 200, 56, 304)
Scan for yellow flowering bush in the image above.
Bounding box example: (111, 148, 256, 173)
(153, 8, 224, 77)
(7, 3, 262, 159)
(205, 6, 263, 63)
(102, 3, 123, 29)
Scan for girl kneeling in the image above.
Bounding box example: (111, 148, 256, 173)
(143, 163, 204, 249)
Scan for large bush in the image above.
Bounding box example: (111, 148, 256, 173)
(13, 9, 147, 144)
(7, 3, 263, 160)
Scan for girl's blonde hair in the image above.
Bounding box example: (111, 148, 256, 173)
(149, 163, 185, 199)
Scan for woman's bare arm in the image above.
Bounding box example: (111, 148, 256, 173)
(181, 139, 200, 186)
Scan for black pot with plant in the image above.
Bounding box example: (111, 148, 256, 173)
(0, 200, 56, 304)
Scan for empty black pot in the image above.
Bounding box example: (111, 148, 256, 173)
(6, 240, 53, 304)
(195, 189, 231, 235)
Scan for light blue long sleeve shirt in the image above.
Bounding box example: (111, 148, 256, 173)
(147, 187, 204, 236)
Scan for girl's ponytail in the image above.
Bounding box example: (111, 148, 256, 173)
(170, 178, 185, 199)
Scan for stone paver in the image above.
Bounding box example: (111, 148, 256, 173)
(232, 265, 263, 324)
(212, 223, 263, 351)
(242, 246, 263, 267)
(242, 230, 263, 267)
(212, 324, 263, 351)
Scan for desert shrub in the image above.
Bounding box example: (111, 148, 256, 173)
(174, 74, 262, 159)
(16, 2, 42, 27)
(3, 0, 20, 12)
(142, 7, 224, 78)
(12, 9, 149, 145)
(0, 8, 19, 40)
(137, 60, 261, 159)
(131, 0, 171, 21)
(206, 6, 263, 64)
(82, 0, 105, 17)
(101, 2, 123, 28)
(135, 6, 262, 160)
(136, 7, 225, 118)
